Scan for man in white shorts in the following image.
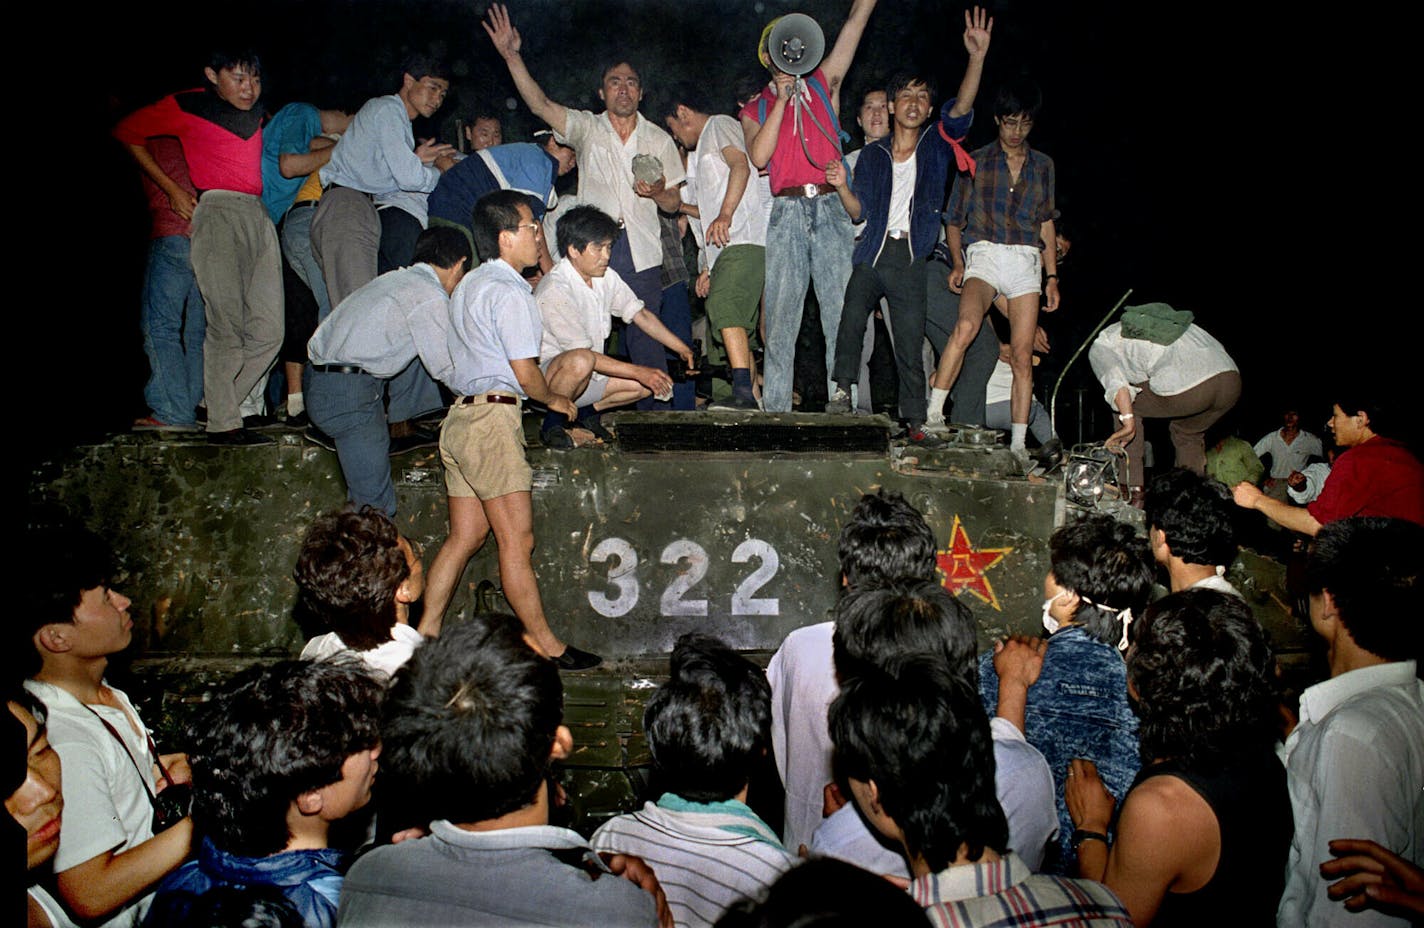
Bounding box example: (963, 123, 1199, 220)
(927, 79, 1059, 462)
(535, 205, 696, 448)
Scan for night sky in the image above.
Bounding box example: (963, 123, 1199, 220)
(45, 0, 1407, 463)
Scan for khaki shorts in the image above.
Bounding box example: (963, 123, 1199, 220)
(439, 396, 531, 499)
(964, 241, 1042, 300)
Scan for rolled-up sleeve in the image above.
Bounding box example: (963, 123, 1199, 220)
(1088, 328, 1140, 408)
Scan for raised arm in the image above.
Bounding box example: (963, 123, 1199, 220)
(819, 0, 879, 102)
(947, 6, 992, 119)
(742, 71, 795, 170)
(485, 3, 568, 136)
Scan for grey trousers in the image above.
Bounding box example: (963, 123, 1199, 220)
(189, 191, 283, 433)
(311, 186, 379, 309)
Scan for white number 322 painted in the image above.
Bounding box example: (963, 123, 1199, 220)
(586, 537, 780, 618)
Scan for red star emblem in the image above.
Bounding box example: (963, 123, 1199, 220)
(936, 515, 1012, 611)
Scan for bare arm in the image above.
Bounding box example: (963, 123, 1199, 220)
(278, 136, 336, 179)
(1232, 482, 1323, 536)
(56, 819, 193, 921)
(945, 224, 966, 292)
(126, 144, 196, 220)
(706, 147, 751, 246)
(1040, 218, 1060, 311)
(819, 0, 879, 102)
(510, 357, 576, 420)
(947, 7, 992, 118)
(631, 308, 696, 370)
(991, 636, 1045, 734)
(589, 353, 673, 395)
(484, 4, 568, 136)
(743, 72, 795, 170)
(824, 157, 861, 221)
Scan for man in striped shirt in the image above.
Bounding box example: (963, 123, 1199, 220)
(591, 634, 797, 926)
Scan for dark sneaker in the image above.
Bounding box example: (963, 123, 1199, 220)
(304, 426, 337, 452)
(284, 411, 310, 429)
(1031, 437, 1064, 469)
(824, 388, 852, 414)
(243, 414, 279, 429)
(540, 426, 574, 450)
(579, 417, 616, 443)
(551, 645, 602, 670)
(389, 428, 439, 456)
(207, 428, 273, 446)
(708, 394, 759, 411)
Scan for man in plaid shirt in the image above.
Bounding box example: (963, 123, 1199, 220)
(926, 80, 1059, 463)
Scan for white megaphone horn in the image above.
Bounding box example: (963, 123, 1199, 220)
(767, 13, 825, 76)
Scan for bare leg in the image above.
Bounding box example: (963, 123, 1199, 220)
(483, 490, 566, 656)
(929, 278, 996, 391)
(1004, 293, 1041, 427)
(723, 327, 751, 370)
(544, 349, 595, 402)
(420, 496, 490, 637)
(284, 362, 304, 411)
(592, 378, 652, 411)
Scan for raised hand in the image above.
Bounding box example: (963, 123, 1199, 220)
(483, 3, 523, 59)
(963, 6, 993, 59)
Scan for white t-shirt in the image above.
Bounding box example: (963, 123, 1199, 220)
(534, 257, 644, 363)
(691, 114, 767, 265)
(299, 623, 424, 679)
(886, 154, 916, 234)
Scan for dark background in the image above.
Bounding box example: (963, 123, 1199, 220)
(39, 0, 1403, 463)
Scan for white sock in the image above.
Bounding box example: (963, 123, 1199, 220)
(287, 392, 305, 417)
(928, 388, 950, 422)
(1011, 422, 1028, 450)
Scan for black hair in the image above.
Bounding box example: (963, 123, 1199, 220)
(1128, 590, 1278, 768)
(468, 109, 502, 126)
(555, 205, 621, 260)
(832, 580, 977, 686)
(659, 82, 716, 124)
(1333, 389, 1394, 437)
(732, 72, 768, 110)
(1306, 517, 1424, 661)
(829, 659, 1007, 871)
(412, 225, 473, 272)
(17, 525, 116, 678)
(886, 72, 936, 105)
(836, 489, 938, 591)
(714, 857, 928, 927)
(189, 660, 383, 857)
(992, 79, 1041, 120)
(644, 633, 771, 802)
(1048, 516, 1154, 646)
(167, 885, 307, 928)
(600, 58, 642, 84)
(400, 53, 449, 83)
(1145, 468, 1240, 567)
(207, 49, 262, 78)
(293, 510, 409, 652)
(471, 189, 531, 264)
(380, 613, 563, 825)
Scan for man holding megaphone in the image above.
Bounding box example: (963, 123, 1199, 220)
(740, 0, 879, 414)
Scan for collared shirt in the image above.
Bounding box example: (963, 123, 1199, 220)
(447, 259, 543, 396)
(1088, 322, 1238, 408)
(556, 109, 685, 273)
(261, 102, 324, 222)
(946, 140, 1055, 249)
(691, 114, 768, 259)
(113, 88, 265, 196)
(739, 68, 845, 192)
(1307, 436, 1424, 527)
(146, 839, 345, 928)
(590, 794, 797, 928)
(321, 94, 440, 225)
(1253, 428, 1325, 479)
(911, 852, 1132, 927)
(1278, 660, 1424, 928)
(535, 257, 643, 364)
(307, 263, 453, 384)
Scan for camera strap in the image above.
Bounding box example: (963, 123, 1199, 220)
(79, 701, 170, 811)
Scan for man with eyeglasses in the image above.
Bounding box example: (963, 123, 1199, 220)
(926, 80, 1060, 466)
(422, 190, 601, 670)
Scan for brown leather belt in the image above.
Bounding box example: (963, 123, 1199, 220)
(458, 393, 518, 406)
(774, 183, 835, 198)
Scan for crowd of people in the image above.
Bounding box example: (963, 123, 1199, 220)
(13, 480, 1424, 927)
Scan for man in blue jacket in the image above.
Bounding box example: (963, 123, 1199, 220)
(823, 8, 990, 443)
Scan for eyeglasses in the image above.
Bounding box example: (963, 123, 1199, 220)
(999, 117, 1034, 131)
(513, 222, 543, 237)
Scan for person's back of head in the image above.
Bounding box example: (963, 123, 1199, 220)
(1127, 589, 1279, 767)
(1048, 515, 1155, 648)
(380, 612, 563, 827)
(832, 579, 976, 686)
(836, 490, 938, 591)
(643, 633, 771, 803)
(413, 225, 474, 271)
(293, 510, 411, 652)
(713, 857, 927, 927)
(1306, 516, 1424, 661)
(165, 885, 306, 928)
(828, 658, 1007, 873)
(189, 660, 384, 857)
(1145, 468, 1239, 567)
(17, 524, 118, 679)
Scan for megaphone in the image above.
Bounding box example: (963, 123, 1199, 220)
(766, 13, 825, 76)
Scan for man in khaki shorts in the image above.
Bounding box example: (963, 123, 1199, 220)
(422, 189, 601, 670)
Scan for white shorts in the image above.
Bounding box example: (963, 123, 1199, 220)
(540, 356, 608, 407)
(964, 241, 1043, 300)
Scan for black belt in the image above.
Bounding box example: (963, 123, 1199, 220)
(312, 364, 369, 375)
(290, 199, 318, 210)
(458, 393, 518, 406)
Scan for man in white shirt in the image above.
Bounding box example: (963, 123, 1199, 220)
(1254, 407, 1324, 495)
(535, 205, 695, 448)
(1278, 517, 1424, 928)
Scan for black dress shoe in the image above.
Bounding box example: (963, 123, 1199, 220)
(207, 428, 274, 446)
(304, 426, 336, 452)
(551, 645, 602, 670)
(388, 428, 439, 456)
(540, 426, 574, 450)
(578, 417, 615, 443)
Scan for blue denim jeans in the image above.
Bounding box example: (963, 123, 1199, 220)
(979, 626, 1141, 874)
(762, 194, 853, 412)
(280, 204, 332, 321)
(141, 236, 205, 425)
